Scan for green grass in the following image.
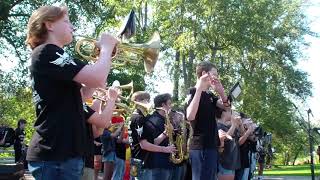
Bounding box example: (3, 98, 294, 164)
(262, 164, 320, 176)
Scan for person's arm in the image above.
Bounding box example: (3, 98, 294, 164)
(116, 127, 125, 143)
(73, 33, 118, 87)
(239, 126, 254, 145)
(186, 89, 202, 121)
(227, 124, 237, 136)
(153, 132, 167, 145)
(139, 139, 175, 153)
(227, 116, 241, 136)
(87, 88, 118, 128)
(0, 131, 7, 145)
(92, 125, 103, 138)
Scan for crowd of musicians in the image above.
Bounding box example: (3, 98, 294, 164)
(23, 5, 270, 180)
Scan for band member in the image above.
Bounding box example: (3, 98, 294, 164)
(140, 93, 176, 180)
(185, 61, 230, 180)
(216, 109, 241, 180)
(129, 91, 151, 180)
(113, 124, 129, 180)
(81, 88, 119, 180)
(14, 119, 27, 163)
(101, 124, 123, 180)
(26, 5, 118, 180)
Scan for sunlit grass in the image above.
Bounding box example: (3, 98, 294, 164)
(262, 164, 320, 176)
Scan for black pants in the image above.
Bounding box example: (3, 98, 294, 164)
(14, 148, 22, 163)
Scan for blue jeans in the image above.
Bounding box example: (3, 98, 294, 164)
(144, 168, 173, 180)
(250, 152, 257, 178)
(171, 164, 186, 180)
(28, 157, 84, 180)
(112, 156, 125, 180)
(189, 149, 218, 180)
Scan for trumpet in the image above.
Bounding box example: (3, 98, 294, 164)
(75, 32, 160, 73)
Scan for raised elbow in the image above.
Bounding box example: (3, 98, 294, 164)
(186, 110, 195, 121)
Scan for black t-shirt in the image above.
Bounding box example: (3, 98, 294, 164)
(84, 103, 96, 168)
(129, 109, 146, 160)
(94, 137, 102, 155)
(186, 87, 220, 149)
(140, 111, 173, 169)
(27, 44, 95, 161)
(115, 141, 126, 160)
(239, 140, 250, 168)
(14, 128, 25, 149)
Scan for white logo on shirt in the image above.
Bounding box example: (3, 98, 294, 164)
(32, 90, 42, 104)
(50, 52, 76, 67)
(83, 103, 89, 113)
(136, 126, 143, 137)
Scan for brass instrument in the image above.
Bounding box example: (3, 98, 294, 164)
(92, 82, 134, 132)
(157, 108, 193, 164)
(133, 101, 152, 117)
(75, 32, 160, 73)
(182, 115, 193, 160)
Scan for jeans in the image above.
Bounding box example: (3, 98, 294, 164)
(144, 168, 173, 180)
(28, 157, 84, 180)
(112, 156, 125, 180)
(249, 152, 257, 179)
(170, 164, 186, 180)
(242, 168, 250, 180)
(189, 149, 218, 180)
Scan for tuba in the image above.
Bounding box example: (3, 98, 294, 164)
(75, 32, 160, 73)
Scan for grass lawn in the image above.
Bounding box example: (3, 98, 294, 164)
(262, 164, 320, 176)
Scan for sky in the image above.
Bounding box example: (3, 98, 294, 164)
(297, 1, 320, 123)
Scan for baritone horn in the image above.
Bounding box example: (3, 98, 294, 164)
(75, 32, 160, 73)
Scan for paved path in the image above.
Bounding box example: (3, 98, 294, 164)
(253, 176, 314, 180)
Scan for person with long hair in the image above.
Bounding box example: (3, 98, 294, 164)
(26, 5, 118, 180)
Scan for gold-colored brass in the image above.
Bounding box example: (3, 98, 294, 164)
(75, 32, 160, 73)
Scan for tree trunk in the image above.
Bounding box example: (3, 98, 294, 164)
(173, 50, 180, 102)
(292, 146, 303, 166)
(187, 50, 195, 88)
(182, 53, 188, 89)
(143, 1, 147, 31)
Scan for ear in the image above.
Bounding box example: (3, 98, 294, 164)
(201, 71, 206, 76)
(44, 21, 54, 31)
